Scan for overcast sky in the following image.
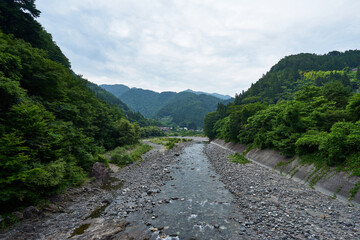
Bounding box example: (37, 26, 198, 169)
(36, 0, 360, 96)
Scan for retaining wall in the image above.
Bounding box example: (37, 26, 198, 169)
(211, 139, 360, 205)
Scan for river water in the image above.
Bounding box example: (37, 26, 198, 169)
(125, 142, 243, 239)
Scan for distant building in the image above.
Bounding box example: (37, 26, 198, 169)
(158, 127, 171, 132)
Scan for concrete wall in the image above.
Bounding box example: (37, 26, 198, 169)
(211, 139, 360, 205)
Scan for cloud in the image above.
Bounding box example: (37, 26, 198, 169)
(36, 0, 360, 96)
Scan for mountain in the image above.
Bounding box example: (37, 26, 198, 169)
(117, 88, 178, 118)
(156, 92, 222, 129)
(0, 1, 142, 212)
(99, 85, 230, 128)
(183, 89, 232, 100)
(204, 50, 360, 176)
(87, 82, 130, 111)
(235, 50, 360, 105)
(100, 84, 130, 98)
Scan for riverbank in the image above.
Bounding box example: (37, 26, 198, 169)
(211, 139, 360, 204)
(205, 143, 360, 239)
(0, 139, 195, 240)
(2, 138, 359, 239)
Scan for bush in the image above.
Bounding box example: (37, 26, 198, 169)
(229, 153, 251, 164)
(295, 130, 327, 155)
(110, 153, 133, 166)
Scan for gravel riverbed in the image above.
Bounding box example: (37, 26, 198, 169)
(204, 143, 360, 240)
(1, 140, 359, 240)
(0, 141, 193, 240)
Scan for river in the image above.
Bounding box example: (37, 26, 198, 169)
(123, 142, 242, 239)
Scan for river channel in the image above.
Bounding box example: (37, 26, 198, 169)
(123, 141, 243, 239)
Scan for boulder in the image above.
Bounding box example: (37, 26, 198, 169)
(90, 162, 111, 183)
(23, 206, 40, 219)
(12, 211, 23, 220)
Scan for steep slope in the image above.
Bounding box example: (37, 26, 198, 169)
(0, 0, 70, 68)
(235, 50, 360, 105)
(100, 84, 130, 98)
(117, 88, 178, 118)
(204, 50, 360, 177)
(90, 83, 161, 126)
(100, 85, 232, 124)
(156, 92, 222, 129)
(0, 1, 141, 212)
(183, 89, 232, 100)
(88, 82, 130, 111)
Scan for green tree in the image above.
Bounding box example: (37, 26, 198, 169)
(204, 112, 220, 140)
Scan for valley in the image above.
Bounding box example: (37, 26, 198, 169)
(1, 139, 358, 239)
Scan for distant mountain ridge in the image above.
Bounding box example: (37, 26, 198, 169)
(100, 84, 130, 97)
(183, 89, 232, 100)
(100, 84, 233, 128)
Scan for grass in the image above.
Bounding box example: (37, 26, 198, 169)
(107, 143, 153, 167)
(149, 137, 192, 150)
(0, 214, 19, 229)
(229, 153, 251, 164)
(349, 181, 360, 200)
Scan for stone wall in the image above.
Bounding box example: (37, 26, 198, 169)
(211, 139, 360, 205)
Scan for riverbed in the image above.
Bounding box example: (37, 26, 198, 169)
(1, 138, 359, 240)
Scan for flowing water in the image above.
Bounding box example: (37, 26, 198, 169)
(125, 142, 243, 239)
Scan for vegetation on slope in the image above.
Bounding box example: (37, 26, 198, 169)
(155, 92, 222, 129)
(108, 143, 153, 167)
(88, 82, 161, 127)
(117, 88, 178, 118)
(205, 51, 360, 177)
(101, 85, 232, 129)
(0, 1, 141, 213)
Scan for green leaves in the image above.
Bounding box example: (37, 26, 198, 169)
(0, 30, 140, 212)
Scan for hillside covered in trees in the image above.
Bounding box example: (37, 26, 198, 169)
(0, 0, 144, 212)
(205, 50, 360, 176)
(101, 84, 232, 129)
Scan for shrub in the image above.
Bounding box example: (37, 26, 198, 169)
(229, 153, 251, 164)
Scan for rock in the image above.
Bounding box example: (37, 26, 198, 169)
(20, 224, 36, 233)
(23, 206, 40, 219)
(102, 198, 113, 204)
(43, 203, 64, 213)
(12, 211, 23, 220)
(343, 220, 353, 227)
(90, 162, 111, 183)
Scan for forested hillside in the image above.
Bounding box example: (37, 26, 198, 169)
(183, 89, 232, 100)
(118, 88, 178, 118)
(205, 50, 360, 176)
(235, 51, 360, 104)
(101, 84, 231, 129)
(155, 92, 223, 129)
(0, 0, 141, 212)
(87, 82, 159, 127)
(100, 84, 130, 98)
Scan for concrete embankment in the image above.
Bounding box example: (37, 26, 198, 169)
(211, 139, 360, 205)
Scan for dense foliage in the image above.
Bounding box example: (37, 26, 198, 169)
(102, 84, 230, 129)
(0, 0, 70, 68)
(205, 51, 360, 176)
(108, 143, 152, 167)
(0, 2, 141, 212)
(155, 92, 222, 129)
(88, 82, 160, 127)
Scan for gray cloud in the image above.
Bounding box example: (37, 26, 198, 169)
(36, 0, 360, 96)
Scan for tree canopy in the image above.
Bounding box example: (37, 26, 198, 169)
(205, 50, 360, 175)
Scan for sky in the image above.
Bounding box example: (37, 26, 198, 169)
(36, 0, 360, 97)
